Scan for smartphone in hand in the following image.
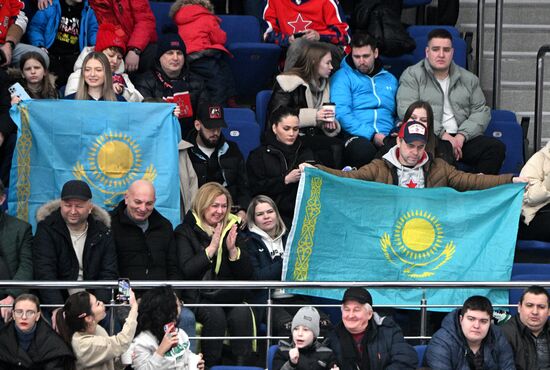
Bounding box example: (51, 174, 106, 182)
(116, 278, 131, 304)
(9, 83, 32, 101)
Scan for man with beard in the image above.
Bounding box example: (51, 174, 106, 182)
(181, 102, 250, 222)
(331, 33, 398, 168)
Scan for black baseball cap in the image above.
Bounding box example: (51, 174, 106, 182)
(342, 287, 373, 305)
(197, 103, 227, 129)
(61, 180, 92, 201)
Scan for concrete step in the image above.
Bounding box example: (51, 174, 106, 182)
(477, 52, 550, 87)
(460, 24, 550, 54)
(484, 85, 550, 116)
(458, 1, 550, 26)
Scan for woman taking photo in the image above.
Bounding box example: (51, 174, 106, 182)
(56, 290, 138, 370)
(247, 106, 315, 227)
(131, 285, 204, 370)
(65, 52, 125, 102)
(0, 293, 74, 369)
(174, 182, 255, 367)
(10, 52, 58, 105)
(267, 42, 343, 168)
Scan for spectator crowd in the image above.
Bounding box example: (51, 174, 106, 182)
(1, 0, 550, 369)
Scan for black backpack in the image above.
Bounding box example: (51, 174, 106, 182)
(354, 0, 416, 57)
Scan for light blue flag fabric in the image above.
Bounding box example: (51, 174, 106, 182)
(8, 100, 181, 230)
(282, 167, 525, 308)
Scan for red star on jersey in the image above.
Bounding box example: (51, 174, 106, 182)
(287, 13, 312, 33)
(405, 179, 417, 188)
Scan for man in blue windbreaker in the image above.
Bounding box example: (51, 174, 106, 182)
(331, 32, 398, 168)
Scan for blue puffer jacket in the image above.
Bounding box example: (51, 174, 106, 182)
(330, 55, 398, 140)
(425, 309, 516, 370)
(27, 0, 98, 50)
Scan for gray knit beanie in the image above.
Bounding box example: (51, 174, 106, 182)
(291, 306, 320, 338)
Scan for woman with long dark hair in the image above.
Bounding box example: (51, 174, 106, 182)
(56, 290, 138, 370)
(247, 106, 314, 227)
(267, 42, 343, 168)
(0, 293, 74, 369)
(131, 285, 204, 370)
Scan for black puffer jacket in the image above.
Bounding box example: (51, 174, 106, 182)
(247, 132, 314, 227)
(32, 200, 118, 304)
(501, 313, 550, 370)
(273, 340, 337, 370)
(109, 200, 180, 282)
(174, 210, 253, 304)
(327, 314, 417, 370)
(0, 319, 74, 370)
(187, 131, 251, 211)
(134, 63, 207, 136)
(0, 69, 16, 137)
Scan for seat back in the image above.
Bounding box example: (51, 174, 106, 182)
(220, 15, 262, 43)
(267, 344, 278, 370)
(414, 344, 427, 367)
(255, 90, 273, 132)
(485, 110, 524, 175)
(223, 108, 260, 160)
(150, 1, 174, 35)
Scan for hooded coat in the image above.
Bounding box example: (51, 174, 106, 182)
(32, 199, 117, 304)
(273, 339, 337, 370)
(425, 309, 516, 370)
(169, 0, 230, 56)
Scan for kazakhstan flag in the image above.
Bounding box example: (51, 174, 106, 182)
(282, 167, 525, 308)
(8, 100, 181, 229)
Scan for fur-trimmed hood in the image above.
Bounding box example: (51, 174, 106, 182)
(169, 0, 214, 18)
(36, 199, 111, 227)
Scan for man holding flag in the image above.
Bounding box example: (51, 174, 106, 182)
(301, 120, 526, 189)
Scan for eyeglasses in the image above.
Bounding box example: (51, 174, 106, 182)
(13, 309, 37, 318)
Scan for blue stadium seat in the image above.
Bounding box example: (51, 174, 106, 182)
(509, 272, 550, 315)
(268, 344, 278, 370)
(516, 240, 550, 254)
(255, 90, 272, 132)
(380, 54, 417, 79)
(512, 263, 550, 276)
(223, 108, 260, 160)
(403, 0, 432, 6)
(485, 110, 524, 175)
(150, 2, 173, 35)
(407, 25, 461, 38)
(414, 344, 427, 367)
(219, 16, 281, 100)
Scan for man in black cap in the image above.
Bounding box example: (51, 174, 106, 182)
(181, 102, 250, 221)
(134, 32, 207, 138)
(327, 287, 418, 370)
(33, 179, 117, 320)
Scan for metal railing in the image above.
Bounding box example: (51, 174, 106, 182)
(0, 279, 544, 364)
(534, 45, 550, 152)
(475, 0, 504, 109)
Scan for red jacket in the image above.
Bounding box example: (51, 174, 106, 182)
(89, 0, 157, 51)
(173, 4, 229, 55)
(0, 0, 25, 44)
(263, 0, 349, 48)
